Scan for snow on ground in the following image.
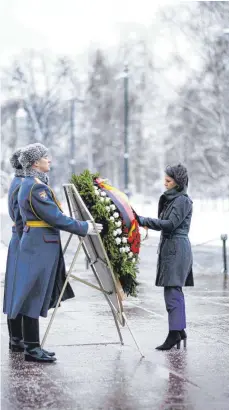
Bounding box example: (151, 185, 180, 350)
(1, 195, 228, 276)
(131, 195, 229, 247)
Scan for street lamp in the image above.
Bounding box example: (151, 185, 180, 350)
(16, 106, 27, 119)
(15, 101, 43, 142)
(15, 105, 28, 143)
(69, 97, 84, 175)
(123, 63, 129, 197)
(70, 98, 76, 175)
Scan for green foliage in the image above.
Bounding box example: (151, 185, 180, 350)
(71, 170, 139, 296)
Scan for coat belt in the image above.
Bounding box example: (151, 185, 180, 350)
(162, 233, 188, 239)
(26, 221, 52, 228)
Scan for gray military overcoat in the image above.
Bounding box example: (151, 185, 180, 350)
(8, 176, 88, 319)
(3, 176, 24, 315)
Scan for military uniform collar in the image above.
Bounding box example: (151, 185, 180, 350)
(34, 177, 44, 184)
(25, 169, 49, 185)
(15, 169, 25, 177)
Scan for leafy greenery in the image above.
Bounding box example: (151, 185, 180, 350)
(71, 170, 139, 296)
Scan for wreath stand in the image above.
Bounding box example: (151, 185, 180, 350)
(41, 184, 144, 358)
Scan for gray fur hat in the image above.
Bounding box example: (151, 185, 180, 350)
(10, 148, 23, 170)
(165, 164, 188, 190)
(19, 143, 48, 169)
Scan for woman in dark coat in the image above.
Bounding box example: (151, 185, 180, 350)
(137, 164, 193, 350)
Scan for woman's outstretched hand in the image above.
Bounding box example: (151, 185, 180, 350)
(132, 207, 141, 224)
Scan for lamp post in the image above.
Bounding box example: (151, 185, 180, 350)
(69, 97, 85, 175)
(17, 91, 43, 142)
(123, 64, 129, 197)
(16, 106, 27, 119)
(15, 104, 28, 144)
(69, 98, 76, 175)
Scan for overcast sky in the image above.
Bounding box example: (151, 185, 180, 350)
(1, 0, 170, 66)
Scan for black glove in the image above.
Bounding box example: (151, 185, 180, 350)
(131, 207, 141, 224)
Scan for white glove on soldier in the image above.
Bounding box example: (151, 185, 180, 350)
(86, 221, 103, 235)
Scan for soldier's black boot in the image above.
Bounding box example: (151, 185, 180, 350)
(179, 329, 187, 347)
(20, 315, 56, 356)
(8, 315, 24, 352)
(23, 316, 56, 363)
(9, 315, 55, 356)
(156, 331, 181, 351)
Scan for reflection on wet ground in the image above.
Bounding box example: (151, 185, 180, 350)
(1, 241, 229, 409)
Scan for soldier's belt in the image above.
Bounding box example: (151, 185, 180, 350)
(26, 221, 52, 228)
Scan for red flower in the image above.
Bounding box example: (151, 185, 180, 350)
(127, 223, 140, 254)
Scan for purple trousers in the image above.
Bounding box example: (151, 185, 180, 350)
(164, 287, 186, 331)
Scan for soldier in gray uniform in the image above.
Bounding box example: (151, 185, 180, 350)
(3, 149, 25, 351)
(4, 149, 57, 358)
(6, 143, 102, 363)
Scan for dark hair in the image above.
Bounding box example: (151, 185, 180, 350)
(165, 164, 188, 190)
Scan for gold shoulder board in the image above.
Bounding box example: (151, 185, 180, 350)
(34, 177, 44, 184)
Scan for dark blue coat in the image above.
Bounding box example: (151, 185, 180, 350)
(8, 176, 88, 319)
(3, 176, 24, 314)
(139, 190, 194, 287)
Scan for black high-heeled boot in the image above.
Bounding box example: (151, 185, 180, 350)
(180, 330, 187, 347)
(156, 331, 181, 351)
(23, 316, 56, 363)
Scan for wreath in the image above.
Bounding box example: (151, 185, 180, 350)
(71, 170, 140, 296)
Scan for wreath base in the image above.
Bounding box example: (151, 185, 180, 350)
(116, 280, 127, 301)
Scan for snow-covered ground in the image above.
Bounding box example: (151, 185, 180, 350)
(1, 195, 229, 276)
(131, 195, 229, 247)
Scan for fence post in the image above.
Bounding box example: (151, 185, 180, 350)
(221, 234, 228, 277)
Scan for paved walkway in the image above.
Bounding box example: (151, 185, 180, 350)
(1, 235, 229, 409)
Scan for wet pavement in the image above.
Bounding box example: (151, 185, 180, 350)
(1, 235, 229, 410)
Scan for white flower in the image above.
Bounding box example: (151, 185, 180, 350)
(132, 258, 136, 263)
(94, 190, 100, 196)
(125, 246, 130, 253)
(113, 212, 119, 219)
(110, 204, 116, 211)
(110, 216, 115, 222)
(105, 206, 110, 212)
(122, 237, 127, 244)
(115, 228, 122, 235)
(128, 251, 133, 257)
(105, 198, 111, 203)
(94, 186, 98, 190)
(115, 221, 121, 227)
(114, 229, 122, 236)
(115, 237, 121, 245)
(120, 247, 125, 253)
(100, 197, 105, 202)
(100, 191, 106, 197)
